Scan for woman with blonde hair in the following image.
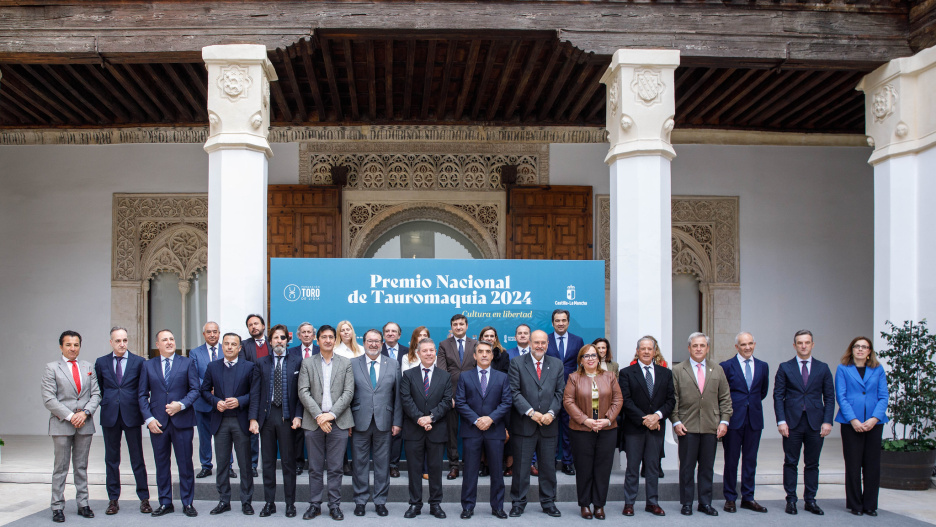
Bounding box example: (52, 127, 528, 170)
(335, 320, 363, 358)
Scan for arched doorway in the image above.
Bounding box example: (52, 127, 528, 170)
(364, 220, 484, 259)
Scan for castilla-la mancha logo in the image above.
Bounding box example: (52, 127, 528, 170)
(567, 286, 576, 301)
(284, 284, 320, 302)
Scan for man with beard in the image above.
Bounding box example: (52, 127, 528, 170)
(239, 313, 266, 476)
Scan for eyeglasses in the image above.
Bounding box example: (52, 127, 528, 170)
(852, 344, 870, 350)
(581, 354, 598, 360)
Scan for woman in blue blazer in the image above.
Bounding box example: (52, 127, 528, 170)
(834, 336, 888, 517)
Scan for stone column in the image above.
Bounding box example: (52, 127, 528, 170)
(857, 46, 936, 345)
(601, 49, 680, 363)
(203, 45, 277, 334)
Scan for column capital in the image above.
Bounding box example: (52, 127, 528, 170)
(601, 49, 680, 164)
(202, 44, 278, 158)
(857, 45, 936, 166)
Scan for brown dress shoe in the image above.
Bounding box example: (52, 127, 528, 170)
(580, 506, 593, 519)
(447, 466, 460, 480)
(622, 504, 635, 516)
(140, 500, 152, 514)
(724, 501, 737, 513)
(106, 501, 119, 515)
(504, 465, 513, 477)
(531, 464, 539, 476)
(593, 507, 605, 520)
(644, 504, 665, 516)
(740, 500, 768, 513)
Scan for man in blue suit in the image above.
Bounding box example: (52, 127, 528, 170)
(773, 329, 835, 516)
(505, 324, 531, 360)
(190, 321, 225, 479)
(545, 309, 584, 475)
(719, 332, 769, 514)
(455, 340, 512, 519)
(201, 332, 259, 516)
(95, 327, 151, 515)
(286, 321, 318, 476)
(138, 329, 200, 517)
(379, 321, 407, 478)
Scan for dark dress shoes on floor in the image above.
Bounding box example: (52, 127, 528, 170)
(594, 507, 605, 520)
(645, 504, 665, 516)
(389, 466, 400, 478)
(543, 505, 561, 517)
(403, 505, 421, 518)
(850, 509, 864, 516)
(151, 504, 174, 517)
(530, 464, 539, 477)
(503, 466, 513, 477)
(140, 500, 152, 514)
(329, 507, 344, 520)
(259, 502, 276, 517)
(430, 505, 446, 519)
(106, 500, 119, 515)
(286, 504, 297, 518)
(479, 464, 490, 477)
(447, 466, 460, 480)
(740, 500, 767, 513)
(183, 505, 198, 517)
(864, 510, 878, 516)
(242, 503, 254, 515)
(296, 466, 304, 476)
(493, 509, 508, 519)
(804, 502, 824, 515)
(354, 504, 366, 516)
(509, 506, 524, 517)
(230, 471, 237, 479)
(196, 468, 212, 478)
(680, 504, 693, 516)
(343, 462, 353, 476)
(622, 504, 635, 516)
(375, 504, 389, 516)
(303, 505, 321, 519)
(460, 509, 473, 519)
(210, 502, 231, 515)
(76, 506, 94, 518)
(252, 468, 259, 477)
(52, 510, 65, 523)
(723, 501, 736, 513)
(785, 502, 797, 515)
(561, 464, 576, 476)
(697, 504, 718, 516)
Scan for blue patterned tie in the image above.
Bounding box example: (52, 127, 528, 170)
(458, 339, 464, 362)
(558, 336, 565, 358)
(370, 360, 378, 389)
(744, 359, 753, 390)
(423, 368, 430, 396)
(163, 357, 171, 389)
(480, 369, 488, 397)
(210, 346, 217, 361)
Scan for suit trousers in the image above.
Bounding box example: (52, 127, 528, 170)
(623, 431, 664, 506)
(445, 410, 461, 467)
(404, 435, 444, 507)
(215, 416, 253, 504)
(306, 426, 348, 509)
(250, 432, 259, 469)
(569, 429, 616, 508)
(294, 421, 306, 470)
(102, 419, 149, 501)
(195, 409, 214, 470)
(510, 431, 558, 508)
(351, 420, 392, 505)
(51, 434, 93, 510)
(722, 422, 762, 501)
(677, 432, 717, 506)
(841, 423, 883, 512)
(557, 409, 574, 466)
(461, 436, 505, 511)
(260, 405, 297, 505)
(389, 431, 403, 468)
(150, 420, 195, 506)
(782, 413, 823, 503)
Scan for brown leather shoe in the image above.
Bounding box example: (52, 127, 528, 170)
(422, 473, 429, 480)
(140, 500, 152, 514)
(644, 504, 665, 516)
(740, 500, 768, 513)
(593, 507, 605, 520)
(531, 464, 539, 477)
(580, 506, 593, 519)
(724, 501, 737, 513)
(504, 465, 513, 477)
(447, 466, 459, 480)
(622, 504, 634, 516)
(106, 501, 119, 515)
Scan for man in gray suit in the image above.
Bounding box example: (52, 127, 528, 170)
(42, 330, 102, 523)
(298, 324, 355, 521)
(350, 329, 402, 517)
(507, 329, 565, 518)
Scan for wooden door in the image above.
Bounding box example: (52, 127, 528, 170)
(507, 185, 593, 260)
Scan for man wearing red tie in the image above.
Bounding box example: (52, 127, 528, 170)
(287, 322, 319, 475)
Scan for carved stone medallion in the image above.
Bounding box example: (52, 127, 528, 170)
(631, 68, 665, 106)
(217, 65, 252, 101)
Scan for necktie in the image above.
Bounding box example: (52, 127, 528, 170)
(645, 365, 653, 395)
(226, 361, 234, 368)
(558, 336, 565, 358)
(801, 360, 809, 386)
(370, 360, 378, 389)
(423, 368, 431, 396)
(696, 363, 705, 393)
(480, 369, 488, 397)
(457, 339, 464, 362)
(744, 359, 753, 390)
(115, 356, 124, 385)
(536, 360, 542, 380)
(69, 360, 81, 392)
(273, 356, 283, 406)
(304, 347, 311, 359)
(210, 346, 217, 361)
(389, 347, 396, 360)
(163, 358, 171, 388)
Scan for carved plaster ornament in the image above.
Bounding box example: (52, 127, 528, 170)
(867, 136, 875, 147)
(250, 111, 263, 130)
(609, 77, 620, 116)
(662, 118, 675, 141)
(262, 79, 270, 110)
(217, 65, 252, 101)
(631, 68, 665, 106)
(895, 122, 909, 138)
(208, 111, 220, 135)
(620, 114, 633, 132)
(871, 84, 897, 123)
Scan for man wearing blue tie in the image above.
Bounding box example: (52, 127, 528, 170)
(436, 314, 478, 480)
(546, 309, 584, 475)
(505, 324, 531, 360)
(719, 332, 769, 514)
(190, 322, 226, 479)
(380, 321, 408, 478)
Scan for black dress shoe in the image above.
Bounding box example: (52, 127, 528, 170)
(329, 507, 344, 520)
(680, 504, 693, 516)
(231, 470, 237, 479)
(210, 502, 231, 515)
(303, 505, 321, 519)
(460, 509, 473, 519)
(645, 504, 666, 516)
(196, 468, 212, 478)
(403, 505, 421, 518)
(479, 464, 490, 477)
(492, 509, 508, 519)
(740, 500, 768, 513)
(785, 502, 797, 515)
(864, 510, 878, 516)
(252, 468, 259, 477)
(509, 505, 524, 517)
(152, 504, 175, 517)
(850, 509, 864, 516)
(447, 466, 460, 480)
(297, 466, 304, 476)
(343, 461, 353, 476)
(375, 504, 389, 516)
(561, 464, 576, 476)
(723, 501, 736, 513)
(389, 466, 400, 478)
(286, 505, 297, 517)
(697, 504, 718, 516)
(543, 505, 561, 517)
(106, 500, 119, 515)
(77, 506, 94, 518)
(183, 505, 198, 517)
(354, 504, 366, 517)
(140, 500, 153, 514)
(430, 505, 446, 519)
(52, 510, 65, 523)
(804, 502, 824, 515)
(243, 503, 255, 515)
(259, 503, 276, 517)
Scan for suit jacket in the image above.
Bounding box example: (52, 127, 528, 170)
(189, 342, 220, 413)
(563, 370, 623, 432)
(399, 365, 452, 442)
(298, 353, 355, 431)
(200, 359, 258, 435)
(546, 332, 585, 379)
(287, 343, 320, 359)
(42, 358, 101, 435)
(618, 362, 675, 437)
(249, 352, 304, 428)
(350, 354, 403, 432)
(240, 338, 269, 363)
(506, 346, 529, 361)
(95, 351, 146, 428)
(138, 354, 200, 428)
(380, 343, 408, 365)
(773, 356, 835, 430)
(437, 335, 477, 390)
(834, 364, 889, 425)
(508, 353, 565, 437)
(720, 356, 770, 430)
(455, 368, 512, 440)
(670, 359, 733, 434)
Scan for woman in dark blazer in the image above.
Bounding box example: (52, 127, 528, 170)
(563, 344, 623, 520)
(835, 336, 888, 517)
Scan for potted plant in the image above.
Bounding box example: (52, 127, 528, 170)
(878, 319, 936, 490)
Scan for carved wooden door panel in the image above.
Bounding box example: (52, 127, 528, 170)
(507, 185, 593, 260)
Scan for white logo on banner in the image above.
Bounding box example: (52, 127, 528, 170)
(284, 284, 320, 302)
(567, 285, 576, 301)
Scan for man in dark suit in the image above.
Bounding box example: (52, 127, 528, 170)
(619, 335, 675, 517)
(200, 332, 258, 516)
(436, 313, 477, 479)
(455, 340, 512, 519)
(400, 337, 453, 519)
(508, 329, 565, 518)
(239, 313, 267, 477)
(190, 321, 225, 479)
(138, 329, 200, 517)
(250, 325, 304, 517)
(94, 327, 151, 515)
(545, 309, 584, 475)
(720, 331, 770, 514)
(505, 324, 531, 360)
(379, 321, 407, 478)
(774, 329, 835, 516)
(350, 329, 402, 517)
(286, 321, 318, 476)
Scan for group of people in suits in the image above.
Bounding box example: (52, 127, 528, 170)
(43, 313, 890, 522)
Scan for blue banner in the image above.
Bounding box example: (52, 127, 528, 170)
(271, 258, 605, 351)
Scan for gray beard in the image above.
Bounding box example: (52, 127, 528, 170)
(273, 345, 287, 355)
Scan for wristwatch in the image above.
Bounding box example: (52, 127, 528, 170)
(83, 410, 91, 416)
